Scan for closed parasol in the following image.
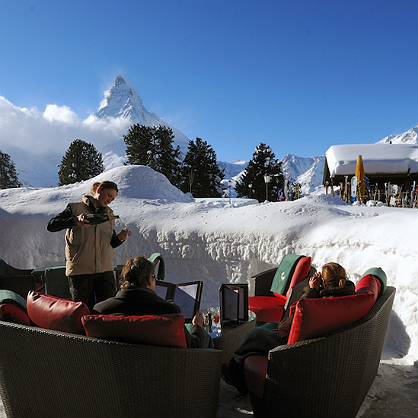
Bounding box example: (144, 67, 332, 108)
(355, 154, 366, 200)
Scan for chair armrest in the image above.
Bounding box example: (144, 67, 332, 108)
(248, 267, 277, 297)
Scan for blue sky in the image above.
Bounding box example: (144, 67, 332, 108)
(1, 0, 418, 163)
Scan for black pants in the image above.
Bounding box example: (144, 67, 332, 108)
(68, 271, 116, 312)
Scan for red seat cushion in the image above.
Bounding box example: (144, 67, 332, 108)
(0, 289, 31, 325)
(249, 295, 286, 322)
(26, 291, 89, 335)
(285, 256, 311, 299)
(287, 274, 381, 344)
(244, 355, 268, 399)
(355, 273, 381, 295)
(82, 314, 187, 348)
(0, 303, 31, 325)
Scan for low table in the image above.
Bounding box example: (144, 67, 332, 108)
(213, 311, 256, 364)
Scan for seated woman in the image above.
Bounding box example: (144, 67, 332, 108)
(222, 262, 355, 395)
(92, 255, 212, 349)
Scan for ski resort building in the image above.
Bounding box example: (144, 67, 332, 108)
(323, 144, 418, 192)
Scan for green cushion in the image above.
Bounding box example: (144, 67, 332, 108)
(44, 266, 71, 300)
(270, 254, 303, 295)
(148, 253, 165, 281)
(0, 289, 27, 309)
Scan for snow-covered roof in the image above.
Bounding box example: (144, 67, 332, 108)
(325, 144, 418, 177)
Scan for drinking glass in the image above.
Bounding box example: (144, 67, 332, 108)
(117, 216, 129, 233)
(211, 307, 221, 337)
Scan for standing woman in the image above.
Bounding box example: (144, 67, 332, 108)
(47, 181, 132, 310)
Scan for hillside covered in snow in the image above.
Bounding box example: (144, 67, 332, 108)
(0, 164, 417, 416)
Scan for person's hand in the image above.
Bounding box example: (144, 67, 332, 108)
(118, 228, 132, 241)
(74, 213, 90, 228)
(309, 272, 322, 289)
(192, 310, 204, 327)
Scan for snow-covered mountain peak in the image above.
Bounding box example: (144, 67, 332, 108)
(377, 124, 418, 145)
(96, 75, 190, 153)
(280, 154, 325, 194)
(97, 75, 144, 120)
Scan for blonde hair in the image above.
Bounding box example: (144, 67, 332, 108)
(90, 181, 118, 196)
(321, 262, 349, 289)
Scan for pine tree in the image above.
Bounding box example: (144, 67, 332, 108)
(152, 125, 183, 188)
(0, 151, 22, 189)
(235, 143, 284, 203)
(58, 139, 104, 186)
(123, 124, 183, 188)
(123, 124, 154, 166)
(180, 138, 225, 197)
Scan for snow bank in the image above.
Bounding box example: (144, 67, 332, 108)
(0, 165, 417, 368)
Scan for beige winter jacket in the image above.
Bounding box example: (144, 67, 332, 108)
(65, 196, 117, 276)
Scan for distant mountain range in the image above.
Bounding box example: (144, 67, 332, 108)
(1, 75, 417, 193)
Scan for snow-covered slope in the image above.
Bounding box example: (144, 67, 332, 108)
(281, 154, 325, 195)
(218, 160, 248, 179)
(0, 164, 417, 369)
(378, 125, 418, 145)
(1, 165, 417, 416)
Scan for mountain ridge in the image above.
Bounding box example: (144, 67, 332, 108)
(1, 74, 416, 192)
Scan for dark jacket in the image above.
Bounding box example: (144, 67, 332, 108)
(234, 280, 357, 364)
(92, 287, 207, 349)
(278, 280, 356, 340)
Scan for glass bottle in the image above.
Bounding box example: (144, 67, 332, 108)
(83, 213, 119, 225)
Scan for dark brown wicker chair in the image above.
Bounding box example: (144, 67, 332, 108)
(0, 259, 42, 296)
(0, 322, 223, 418)
(0, 259, 33, 276)
(246, 286, 396, 418)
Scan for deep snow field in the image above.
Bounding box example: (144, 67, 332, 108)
(0, 165, 417, 417)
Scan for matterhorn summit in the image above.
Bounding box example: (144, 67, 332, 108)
(96, 75, 189, 150)
(97, 75, 153, 122)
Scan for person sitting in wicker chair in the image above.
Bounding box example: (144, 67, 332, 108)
(222, 262, 355, 395)
(92, 255, 212, 348)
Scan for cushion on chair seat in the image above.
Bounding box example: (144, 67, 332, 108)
(0, 289, 31, 325)
(26, 291, 89, 335)
(356, 272, 382, 296)
(82, 314, 187, 348)
(287, 274, 381, 344)
(0, 303, 31, 325)
(248, 295, 286, 322)
(270, 254, 304, 296)
(284, 256, 311, 299)
(360, 267, 387, 294)
(244, 355, 268, 399)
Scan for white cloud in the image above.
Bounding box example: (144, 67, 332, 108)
(0, 96, 130, 186)
(43, 104, 79, 124)
(83, 113, 131, 135)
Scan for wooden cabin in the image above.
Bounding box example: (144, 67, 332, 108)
(323, 144, 418, 202)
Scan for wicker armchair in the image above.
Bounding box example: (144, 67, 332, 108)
(246, 286, 396, 418)
(0, 259, 41, 296)
(0, 321, 223, 418)
(248, 258, 316, 323)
